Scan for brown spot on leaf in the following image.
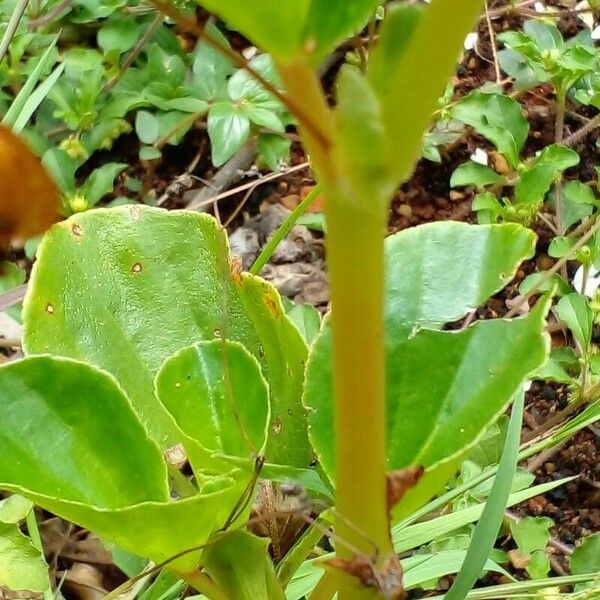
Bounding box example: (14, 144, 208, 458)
(264, 292, 279, 316)
(132, 262, 142, 274)
(387, 466, 424, 513)
(45, 303, 55, 314)
(230, 255, 243, 283)
(272, 417, 282, 435)
(71, 223, 83, 237)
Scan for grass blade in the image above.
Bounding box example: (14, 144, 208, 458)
(2, 36, 59, 128)
(13, 62, 64, 132)
(444, 388, 525, 600)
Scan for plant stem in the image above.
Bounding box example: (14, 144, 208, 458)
(26, 508, 54, 600)
(327, 195, 391, 598)
(555, 86, 567, 142)
(250, 184, 322, 275)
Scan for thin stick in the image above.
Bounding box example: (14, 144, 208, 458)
(149, 0, 330, 150)
(0, 283, 28, 312)
(27, 0, 71, 30)
(505, 217, 600, 318)
(563, 112, 600, 147)
(484, 0, 502, 84)
(0, 0, 30, 64)
(188, 161, 310, 210)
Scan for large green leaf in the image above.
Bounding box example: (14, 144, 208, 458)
(304, 222, 546, 511)
(155, 341, 270, 466)
(196, 0, 378, 62)
(23, 206, 311, 468)
(384, 221, 536, 329)
(196, 1, 308, 59)
(0, 356, 166, 506)
(0, 356, 246, 573)
(306, 303, 547, 481)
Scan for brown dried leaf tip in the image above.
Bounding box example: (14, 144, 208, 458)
(324, 553, 404, 599)
(387, 465, 425, 513)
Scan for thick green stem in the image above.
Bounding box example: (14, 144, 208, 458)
(277, 59, 391, 599)
(327, 195, 391, 599)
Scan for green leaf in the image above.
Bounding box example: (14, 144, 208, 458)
(155, 341, 269, 466)
(242, 105, 284, 131)
(192, 23, 235, 101)
(194, 1, 308, 59)
(257, 134, 291, 170)
(23, 206, 312, 467)
(135, 110, 160, 145)
(300, 0, 381, 63)
(570, 532, 600, 592)
(305, 223, 546, 512)
(0, 522, 50, 592)
(511, 516, 553, 555)
(195, 0, 379, 63)
(285, 303, 321, 346)
(519, 271, 571, 296)
(81, 163, 127, 207)
(0, 355, 247, 572)
(202, 531, 285, 600)
(523, 19, 563, 51)
(0, 495, 33, 524)
(556, 293, 593, 351)
(41, 148, 77, 195)
(450, 91, 529, 166)
(562, 181, 595, 230)
(451, 161, 503, 188)
(0, 356, 167, 506)
(383, 222, 536, 328)
(98, 16, 140, 54)
(548, 235, 574, 258)
(208, 102, 251, 166)
(515, 144, 579, 205)
(139, 146, 161, 161)
(444, 389, 524, 600)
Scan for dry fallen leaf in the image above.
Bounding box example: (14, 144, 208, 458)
(0, 125, 59, 244)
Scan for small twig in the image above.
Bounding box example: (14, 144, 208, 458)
(525, 439, 569, 473)
(484, 0, 502, 84)
(223, 183, 256, 228)
(0, 0, 30, 64)
(484, 0, 537, 20)
(157, 140, 206, 206)
(0, 283, 28, 312)
(505, 217, 600, 318)
(563, 112, 600, 147)
(27, 0, 71, 30)
(186, 141, 258, 210)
